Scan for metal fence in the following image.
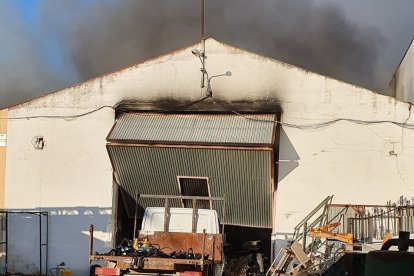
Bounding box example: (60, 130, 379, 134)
(327, 197, 414, 243)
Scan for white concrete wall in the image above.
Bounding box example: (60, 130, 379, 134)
(4, 105, 114, 274)
(394, 39, 414, 103)
(3, 38, 414, 274)
(200, 40, 413, 235)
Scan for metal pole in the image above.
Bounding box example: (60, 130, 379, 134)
(221, 193, 226, 235)
(201, 229, 206, 271)
(350, 219, 354, 241)
(402, 205, 405, 231)
(89, 224, 94, 260)
(302, 222, 307, 252)
(394, 207, 397, 236)
(201, 0, 205, 40)
(398, 207, 401, 233)
(412, 206, 414, 233)
(192, 199, 197, 233)
(133, 191, 139, 240)
(406, 204, 410, 232)
(200, 0, 206, 88)
(164, 198, 170, 232)
(374, 208, 377, 238)
(46, 213, 49, 275)
(5, 212, 8, 275)
(356, 213, 360, 241)
(0, 214, 4, 274)
(137, 194, 224, 201)
(39, 213, 42, 276)
(368, 212, 372, 242)
(387, 202, 390, 232)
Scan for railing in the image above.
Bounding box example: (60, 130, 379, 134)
(292, 195, 333, 252)
(274, 197, 414, 275)
(327, 199, 414, 243)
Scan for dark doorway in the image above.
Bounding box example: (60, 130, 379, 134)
(177, 176, 212, 209)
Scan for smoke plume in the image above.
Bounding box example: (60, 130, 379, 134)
(0, 0, 385, 109)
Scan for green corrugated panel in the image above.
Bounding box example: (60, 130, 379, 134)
(108, 113, 276, 145)
(108, 146, 273, 228)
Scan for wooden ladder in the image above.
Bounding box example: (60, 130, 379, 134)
(266, 242, 312, 276)
(266, 248, 293, 276)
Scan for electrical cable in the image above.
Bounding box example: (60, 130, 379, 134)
(161, 96, 210, 112)
(0, 105, 116, 120)
(0, 96, 210, 120)
(2, 96, 414, 131)
(211, 96, 414, 130)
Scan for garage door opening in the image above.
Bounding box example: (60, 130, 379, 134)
(107, 112, 279, 273)
(114, 184, 273, 274)
(223, 225, 272, 274)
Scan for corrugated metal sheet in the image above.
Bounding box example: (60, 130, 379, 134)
(108, 146, 273, 228)
(108, 113, 276, 145)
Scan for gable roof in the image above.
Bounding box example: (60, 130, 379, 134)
(7, 40, 202, 110)
(5, 37, 391, 111)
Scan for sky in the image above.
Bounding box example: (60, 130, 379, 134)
(0, 0, 413, 109)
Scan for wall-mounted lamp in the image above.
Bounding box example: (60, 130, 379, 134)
(191, 49, 204, 58)
(206, 71, 232, 97)
(191, 47, 232, 97)
(210, 71, 232, 79)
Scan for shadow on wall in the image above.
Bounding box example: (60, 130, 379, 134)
(277, 127, 300, 182)
(0, 207, 112, 276)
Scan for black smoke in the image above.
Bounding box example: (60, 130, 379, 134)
(1, 0, 385, 109)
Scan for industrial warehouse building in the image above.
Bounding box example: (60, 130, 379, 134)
(0, 38, 414, 275)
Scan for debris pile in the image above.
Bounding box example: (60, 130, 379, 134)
(96, 238, 207, 260)
(223, 240, 267, 276)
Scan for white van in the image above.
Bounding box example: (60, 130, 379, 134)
(140, 207, 220, 234)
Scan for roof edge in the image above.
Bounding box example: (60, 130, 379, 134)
(7, 37, 402, 110)
(391, 36, 414, 78)
(8, 39, 203, 110)
(208, 38, 390, 97)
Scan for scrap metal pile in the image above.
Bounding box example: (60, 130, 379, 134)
(266, 196, 414, 275)
(223, 240, 267, 276)
(95, 238, 208, 260)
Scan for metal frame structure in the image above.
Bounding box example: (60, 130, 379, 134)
(327, 201, 414, 243)
(0, 211, 49, 275)
(137, 194, 225, 234)
(292, 195, 334, 248)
